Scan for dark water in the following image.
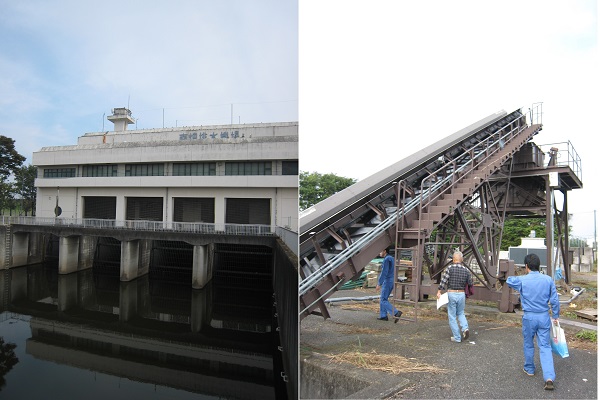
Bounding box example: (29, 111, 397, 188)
(0, 264, 279, 399)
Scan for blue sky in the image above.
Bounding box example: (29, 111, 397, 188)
(0, 0, 298, 161)
(1, 0, 598, 244)
(300, 0, 599, 244)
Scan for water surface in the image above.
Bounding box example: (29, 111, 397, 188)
(0, 264, 278, 399)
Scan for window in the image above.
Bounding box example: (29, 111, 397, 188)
(125, 164, 164, 176)
(282, 161, 298, 175)
(225, 162, 272, 176)
(82, 164, 118, 177)
(43, 168, 76, 178)
(173, 162, 216, 176)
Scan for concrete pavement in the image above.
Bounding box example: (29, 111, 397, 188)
(300, 288, 597, 399)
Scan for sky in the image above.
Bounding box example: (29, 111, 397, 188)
(0, 1, 598, 245)
(0, 0, 298, 157)
(299, 0, 599, 245)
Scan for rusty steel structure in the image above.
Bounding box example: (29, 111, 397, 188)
(299, 103, 582, 320)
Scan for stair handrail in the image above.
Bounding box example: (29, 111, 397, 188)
(419, 119, 530, 218)
(299, 193, 422, 295)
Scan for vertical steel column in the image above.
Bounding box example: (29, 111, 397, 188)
(562, 189, 570, 284)
(545, 176, 554, 278)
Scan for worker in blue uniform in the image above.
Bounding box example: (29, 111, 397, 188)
(376, 248, 402, 323)
(507, 253, 560, 391)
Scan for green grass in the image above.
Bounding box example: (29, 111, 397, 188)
(563, 311, 578, 319)
(575, 329, 597, 342)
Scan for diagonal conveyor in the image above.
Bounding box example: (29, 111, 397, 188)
(300, 107, 543, 320)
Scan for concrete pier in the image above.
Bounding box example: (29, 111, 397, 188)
(11, 232, 30, 267)
(120, 239, 140, 281)
(192, 244, 213, 289)
(57, 272, 79, 311)
(59, 236, 80, 274)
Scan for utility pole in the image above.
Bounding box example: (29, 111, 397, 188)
(594, 210, 597, 267)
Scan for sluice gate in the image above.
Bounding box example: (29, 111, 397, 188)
(299, 103, 582, 320)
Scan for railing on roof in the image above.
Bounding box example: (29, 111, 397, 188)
(0, 216, 275, 236)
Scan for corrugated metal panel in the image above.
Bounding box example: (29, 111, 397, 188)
(226, 198, 271, 225)
(126, 197, 163, 221)
(173, 198, 215, 223)
(83, 196, 117, 219)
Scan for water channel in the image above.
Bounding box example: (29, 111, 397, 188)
(0, 248, 282, 399)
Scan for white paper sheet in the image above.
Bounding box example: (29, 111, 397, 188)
(437, 292, 449, 309)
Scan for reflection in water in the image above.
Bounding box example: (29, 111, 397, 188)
(0, 337, 18, 390)
(0, 263, 279, 399)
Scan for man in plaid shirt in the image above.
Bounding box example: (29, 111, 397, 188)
(437, 250, 473, 342)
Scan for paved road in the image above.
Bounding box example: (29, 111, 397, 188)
(300, 289, 597, 399)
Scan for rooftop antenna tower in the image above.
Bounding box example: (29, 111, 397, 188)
(107, 107, 135, 132)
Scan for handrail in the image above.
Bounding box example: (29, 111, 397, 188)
(0, 216, 275, 236)
(537, 141, 582, 183)
(418, 118, 529, 218)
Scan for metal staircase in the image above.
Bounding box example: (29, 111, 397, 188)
(300, 105, 544, 320)
(391, 122, 542, 320)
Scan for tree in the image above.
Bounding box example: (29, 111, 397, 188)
(0, 182, 12, 214)
(14, 165, 38, 216)
(500, 216, 572, 250)
(501, 217, 546, 250)
(0, 135, 26, 215)
(0, 136, 26, 180)
(299, 171, 357, 211)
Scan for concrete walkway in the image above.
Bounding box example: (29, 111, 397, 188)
(300, 289, 597, 399)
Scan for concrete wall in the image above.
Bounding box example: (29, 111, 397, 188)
(571, 247, 595, 272)
(75, 122, 298, 146)
(37, 187, 78, 219)
(272, 238, 298, 400)
(276, 187, 299, 230)
(0, 227, 45, 269)
(33, 124, 298, 166)
(35, 186, 299, 232)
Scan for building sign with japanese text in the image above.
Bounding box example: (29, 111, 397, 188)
(179, 130, 244, 141)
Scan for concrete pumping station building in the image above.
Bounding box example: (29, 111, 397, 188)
(32, 107, 299, 232)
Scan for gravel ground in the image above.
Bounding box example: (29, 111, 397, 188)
(300, 277, 598, 400)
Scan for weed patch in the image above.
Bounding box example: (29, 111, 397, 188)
(565, 330, 597, 352)
(325, 349, 451, 375)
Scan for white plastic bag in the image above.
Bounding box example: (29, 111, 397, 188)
(551, 321, 569, 358)
(436, 292, 449, 309)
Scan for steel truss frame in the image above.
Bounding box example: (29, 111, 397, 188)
(399, 166, 574, 310)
